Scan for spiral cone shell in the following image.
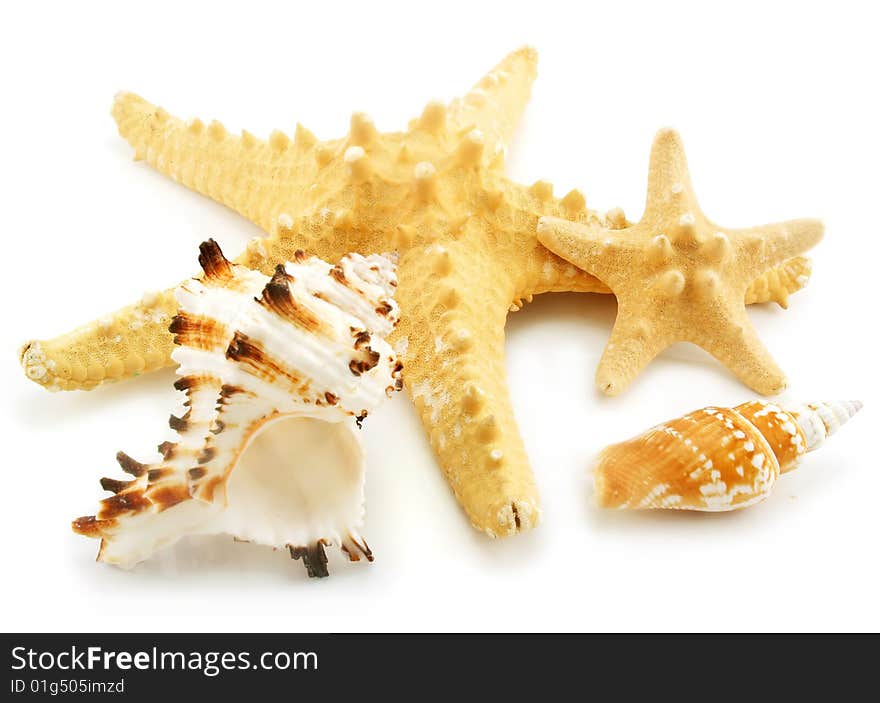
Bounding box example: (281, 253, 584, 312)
(594, 400, 862, 512)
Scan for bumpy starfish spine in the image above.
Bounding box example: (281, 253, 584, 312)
(110, 48, 540, 238)
(396, 241, 539, 535)
(113, 91, 311, 236)
(444, 46, 538, 165)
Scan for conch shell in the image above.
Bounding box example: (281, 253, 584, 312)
(73, 241, 403, 577)
(594, 401, 862, 511)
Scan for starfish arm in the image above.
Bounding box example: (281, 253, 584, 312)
(695, 308, 788, 395)
(644, 128, 700, 219)
(112, 92, 319, 233)
(445, 47, 538, 167)
(734, 218, 824, 277)
(520, 247, 612, 299)
(744, 255, 812, 309)
(594, 304, 670, 396)
(395, 243, 539, 536)
(18, 214, 366, 392)
(536, 216, 627, 285)
(20, 287, 178, 391)
(534, 215, 810, 308)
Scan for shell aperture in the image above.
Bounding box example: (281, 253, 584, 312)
(73, 241, 403, 576)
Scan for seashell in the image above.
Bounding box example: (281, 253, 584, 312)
(73, 240, 403, 577)
(593, 400, 862, 512)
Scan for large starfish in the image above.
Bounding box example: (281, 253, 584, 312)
(538, 129, 823, 397)
(20, 49, 810, 537)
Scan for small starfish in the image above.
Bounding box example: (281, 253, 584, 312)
(538, 128, 823, 397)
(21, 51, 810, 537)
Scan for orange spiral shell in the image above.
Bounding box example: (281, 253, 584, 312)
(594, 401, 861, 511)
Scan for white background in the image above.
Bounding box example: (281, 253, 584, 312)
(1, 1, 877, 632)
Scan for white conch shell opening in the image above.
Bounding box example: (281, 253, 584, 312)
(74, 241, 401, 577)
(97, 416, 370, 577)
(225, 417, 365, 550)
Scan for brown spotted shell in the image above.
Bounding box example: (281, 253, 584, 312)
(72, 241, 402, 576)
(594, 401, 862, 511)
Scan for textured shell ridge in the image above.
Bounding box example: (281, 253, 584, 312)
(73, 242, 402, 577)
